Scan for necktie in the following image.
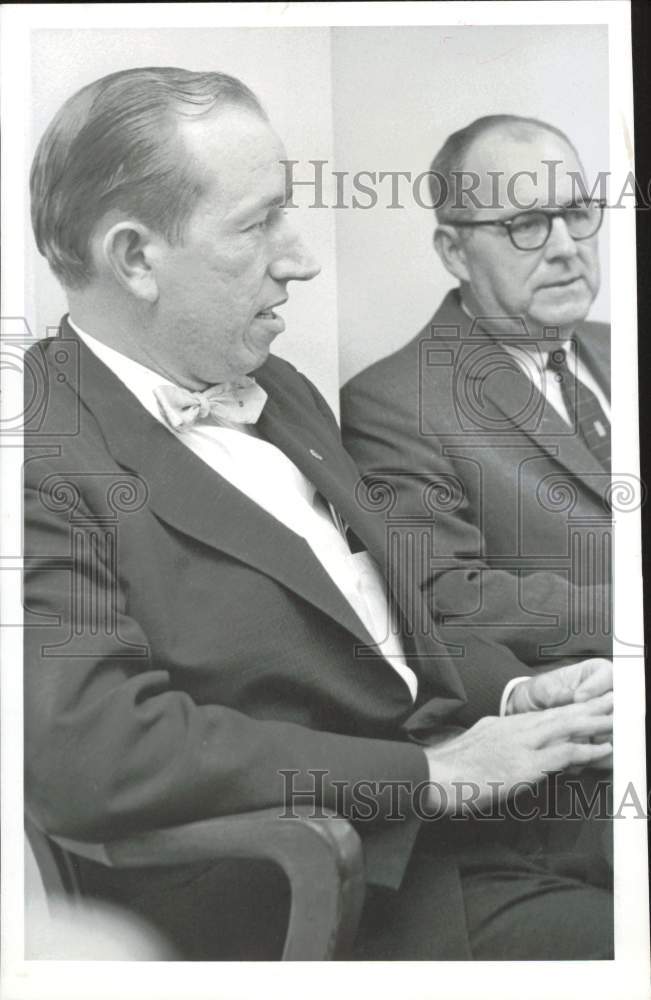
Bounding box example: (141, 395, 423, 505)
(546, 347, 610, 471)
(314, 492, 366, 553)
(154, 378, 268, 431)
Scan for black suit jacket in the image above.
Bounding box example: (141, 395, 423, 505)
(341, 289, 612, 666)
(24, 318, 530, 896)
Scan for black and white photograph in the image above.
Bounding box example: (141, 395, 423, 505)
(1, 3, 648, 999)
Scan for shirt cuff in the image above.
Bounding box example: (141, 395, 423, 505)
(499, 676, 531, 716)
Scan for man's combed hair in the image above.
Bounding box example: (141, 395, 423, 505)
(428, 114, 579, 223)
(30, 67, 266, 288)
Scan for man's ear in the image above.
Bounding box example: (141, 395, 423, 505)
(100, 222, 161, 303)
(433, 225, 471, 283)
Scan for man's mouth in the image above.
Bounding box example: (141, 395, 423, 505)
(539, 276, 583, 290)
(255, 298, 288, 320)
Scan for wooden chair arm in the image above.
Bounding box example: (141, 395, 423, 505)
(51, 807, 365, 960)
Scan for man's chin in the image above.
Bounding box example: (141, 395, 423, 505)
(531, 301, 593, 333)
(531, 281, 596, 330)
(239, 343, 272, 376)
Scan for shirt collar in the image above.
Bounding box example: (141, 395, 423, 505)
(67, 316, 176, 425)
(457, 291, 572, 359)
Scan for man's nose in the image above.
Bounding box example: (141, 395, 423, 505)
(270, 226, 321, 283)
(544, 216, 579, 259)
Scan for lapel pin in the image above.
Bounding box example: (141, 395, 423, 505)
(309, 448, 324, 461)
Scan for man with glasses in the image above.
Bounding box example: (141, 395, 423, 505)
(342, 113, 612, 690)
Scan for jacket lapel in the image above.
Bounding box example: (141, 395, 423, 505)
(51, 325, 377, 648)
(581, 320, 609, 401)
(479, 360, 608, 487)
(442, 293, 609, 499)
(257, 391, 388, 556)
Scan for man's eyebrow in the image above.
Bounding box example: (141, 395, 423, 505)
(536, 198, 590, 211)
(500, 198, 594, 220)
(232, 192, 287, 220)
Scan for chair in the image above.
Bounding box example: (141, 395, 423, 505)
(25, 806, 365, 960)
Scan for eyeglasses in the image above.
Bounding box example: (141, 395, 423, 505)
(452, 201, 605, 251)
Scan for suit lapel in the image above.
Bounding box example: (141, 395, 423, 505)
(51, 325, 377, 647)
(446, 296, 609, 498)
(577, 319, 610, 401)
(257, 391, 387, 556)
(479, 361, 608, 486)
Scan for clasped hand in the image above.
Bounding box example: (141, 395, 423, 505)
(506, 657, 613, 714)
(506, 657, 613, 770)
(424, 659, 613, 815)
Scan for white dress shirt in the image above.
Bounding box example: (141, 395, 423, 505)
(502, 340, 611, 426)
(70, 320, 418, 701)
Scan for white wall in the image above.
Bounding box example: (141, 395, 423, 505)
(331, 25, 610, 384)
(28, 27, 340, 409)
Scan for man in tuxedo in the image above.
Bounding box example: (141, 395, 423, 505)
(25, 77, 613, 961)
(342, 115, 612, 671)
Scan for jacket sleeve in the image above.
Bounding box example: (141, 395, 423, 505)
(23, 480, 429, 854)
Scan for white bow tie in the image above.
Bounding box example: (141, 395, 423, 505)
(154, 378, 268, 431)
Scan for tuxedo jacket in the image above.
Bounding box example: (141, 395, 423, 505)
(23, 318, 532, 897)
(341, 289, 612, 667)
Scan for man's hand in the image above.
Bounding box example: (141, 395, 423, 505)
(423, 694, 613, 815)
(506, 659, 613, 714)
(505, 660, 613, 769)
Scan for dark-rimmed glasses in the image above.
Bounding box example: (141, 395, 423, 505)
(452, 201, 605, 251)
